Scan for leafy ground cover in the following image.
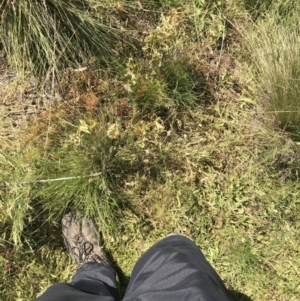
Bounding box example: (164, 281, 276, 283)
(0, 1, 299, 300)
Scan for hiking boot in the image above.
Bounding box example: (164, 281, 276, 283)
(62, 211, 111, 267)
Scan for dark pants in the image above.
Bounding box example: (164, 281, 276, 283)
(35, 235, 232, 301)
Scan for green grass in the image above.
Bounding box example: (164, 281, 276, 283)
(242, 0, 300, 133)
(0, 0, 123, 76)
(0, 1, 300, 300)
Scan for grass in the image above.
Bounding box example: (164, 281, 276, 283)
(242, 0, 300, 133)
(0, 0, 123, 77)
(0, 1, 300, 301)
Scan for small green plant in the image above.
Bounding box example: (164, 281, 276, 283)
(242, 0, 273, 18)
(161, 58, 203, 108)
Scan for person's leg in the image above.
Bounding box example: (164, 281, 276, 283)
(34, 262, 119, 301)
(34, 212, 120, 301)
(71, 262, 119, 297)
(123, 234, 232, 301)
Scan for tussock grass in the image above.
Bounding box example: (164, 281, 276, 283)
(243, 0, 300, 131)
(0, 0, 120, 76)
(0, 1, 300, 301)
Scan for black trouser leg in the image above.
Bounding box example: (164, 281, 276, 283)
(34, 262, 120, 301)
(123, 235, 232, 301)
